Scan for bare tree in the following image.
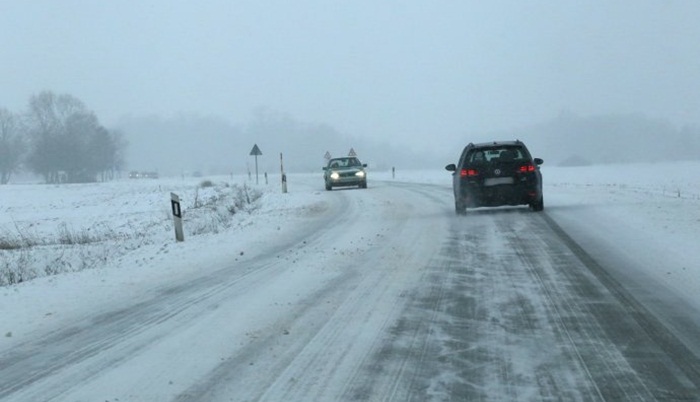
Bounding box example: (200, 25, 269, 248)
(89, 127, 128, 181)
(0, 108, 25, 184)
(111, 130, 127, 177)
(24, 91, 126, 183)
(61, 110, 101, 182)
(25, 91, 69, 182)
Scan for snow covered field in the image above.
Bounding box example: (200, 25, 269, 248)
(1, 161, 700, 400)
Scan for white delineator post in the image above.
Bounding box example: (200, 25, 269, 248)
(280, 152, 288, 193)
(171, 192, 184, 242)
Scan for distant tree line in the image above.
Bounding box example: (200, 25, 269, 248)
(501, 111, 700, 166)
(0, 91, 126, 184)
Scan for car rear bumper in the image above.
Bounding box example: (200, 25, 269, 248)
(457, 183, 541, 207)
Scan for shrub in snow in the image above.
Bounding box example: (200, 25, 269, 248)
(185, 183, 261, 236)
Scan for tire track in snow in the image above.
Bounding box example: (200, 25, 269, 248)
(0, 247, 321, 401)
(0, 192, 354, 401)
(174, 183, 449, 401)
(347, 203, 700, 400)
(538, 213, 700, 399)
(501, 215, 652, 400)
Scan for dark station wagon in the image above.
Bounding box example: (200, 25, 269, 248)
(445, 140, 544, 215)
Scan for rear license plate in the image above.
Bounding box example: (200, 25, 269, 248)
(484, 177, 514, 186)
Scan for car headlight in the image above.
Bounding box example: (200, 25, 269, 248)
(355, 171, 365, 178)
(330, 172, 340, 180)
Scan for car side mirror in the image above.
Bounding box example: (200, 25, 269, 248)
(445, 164, 456, 172)
(362, 164, 367, 168)
(322, 167, 327, 171)
(534, 158, 544, 165)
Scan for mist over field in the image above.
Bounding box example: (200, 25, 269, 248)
(2, 1, 700, 178)
(115, 110, 700, 176)
(115, 109, 440, 176)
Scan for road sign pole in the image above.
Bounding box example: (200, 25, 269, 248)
(255, 155, 259, 185)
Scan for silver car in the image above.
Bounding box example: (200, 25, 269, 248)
(323, 157, 368, 190)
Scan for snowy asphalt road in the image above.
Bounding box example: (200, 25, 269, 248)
(1, 179, 700, 401)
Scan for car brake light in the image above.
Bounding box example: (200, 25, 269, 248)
(519, 164, 535, 173)
(460, 169, 479, 177)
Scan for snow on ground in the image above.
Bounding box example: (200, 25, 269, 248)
(1, 161, 700, 350)
(0, 174, 328, 345)
(546, 162, 700, 311)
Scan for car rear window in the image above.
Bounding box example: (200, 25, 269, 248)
(466, 147, 526, 164)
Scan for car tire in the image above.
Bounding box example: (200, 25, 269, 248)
(325, 181, 332, 191)
(531, 197, 544, 212)
(455, 200, 466, 215)
(359, 181, 367, 189)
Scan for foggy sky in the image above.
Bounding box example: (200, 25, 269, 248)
(2, 1, 700, 154)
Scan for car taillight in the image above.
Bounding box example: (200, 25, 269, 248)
(460, 169, 479, 177)
(519, 164, 535, 173)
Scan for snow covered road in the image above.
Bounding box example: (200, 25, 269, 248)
(2, 173, 700, 401)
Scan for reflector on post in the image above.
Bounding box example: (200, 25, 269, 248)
(171, 192, 184, 242)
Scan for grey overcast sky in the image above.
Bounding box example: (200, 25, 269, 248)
(2, 1, 700, 150)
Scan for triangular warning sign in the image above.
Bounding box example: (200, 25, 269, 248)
(348, 148, 357, 157)
(250, 144, 262, 156)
